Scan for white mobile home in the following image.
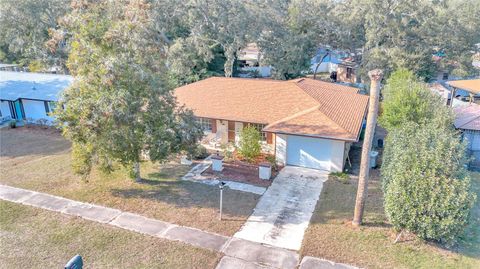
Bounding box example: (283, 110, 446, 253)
(0, 71, 73, 123)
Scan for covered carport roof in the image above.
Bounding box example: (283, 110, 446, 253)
(447, 79, 480, 95)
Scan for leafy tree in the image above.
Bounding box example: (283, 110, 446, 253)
(256, 0, 318, 79)
(0, 0, 70, 69)
(382, 121, 476, 244)
(307, 0, 480, 81)
(238, 126, 261, 162)
(167, 37, 225, 86)
(183, 0, 252, 77)
(379, 69, 453, 131)
(55, 0, 203, 181)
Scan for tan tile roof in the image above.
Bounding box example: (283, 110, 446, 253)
(175, 77, 369, 141)
(447, 79, 480, 94)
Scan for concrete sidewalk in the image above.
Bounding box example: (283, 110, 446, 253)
(0, 184, 298, 269)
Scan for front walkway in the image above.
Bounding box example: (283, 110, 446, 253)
(182, 155, 267, 195)
(234, 166, 328, 250)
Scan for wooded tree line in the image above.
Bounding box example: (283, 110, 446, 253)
(1, 0, 479, 82)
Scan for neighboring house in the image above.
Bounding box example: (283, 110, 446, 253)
(310, 48, 344, 74)
(447, 79, 480, 104)
(237, 43, 271, 78)
(336, 60, 358, 84)
(429, 82, 472, 106)
(0, 71, 73, 123)
(454, 103, 480, 169)
(175, 77, 368, 172)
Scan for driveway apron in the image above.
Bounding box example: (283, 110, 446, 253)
(233, 166, 328, 250)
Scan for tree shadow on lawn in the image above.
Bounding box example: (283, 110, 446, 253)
(0, 127, 71, 158)
(109, 172, 260, 218)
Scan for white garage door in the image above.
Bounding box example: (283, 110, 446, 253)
(286, 135, 332, 170)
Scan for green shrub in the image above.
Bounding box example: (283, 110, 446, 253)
(265, 154, 278, 171)
(9, 120, 16, 128)
(238, 126, 261, 162)
(220, 143, 234, 161)
(329, 171, 349, 183)
(191, 145, 209, 160)
(382, 121, 476, 244)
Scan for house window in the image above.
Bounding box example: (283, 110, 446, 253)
(195, 117, 212, 131)
(49, 101, 56, 112)
(346, 67, 353, 79)
(248, 123, 267, 141)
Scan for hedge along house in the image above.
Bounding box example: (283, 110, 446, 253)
(175, 77, 369, 172)
(0, 71, 73, 123)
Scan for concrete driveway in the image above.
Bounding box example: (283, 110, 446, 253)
(233, 166, 328, 250)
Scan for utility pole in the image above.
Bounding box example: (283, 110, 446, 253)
(352, 69, 383, 227)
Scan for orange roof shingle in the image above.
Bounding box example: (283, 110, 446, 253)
(174, 77, 369, 141)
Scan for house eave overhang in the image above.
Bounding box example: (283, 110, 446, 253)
(268, 130, 358, 142)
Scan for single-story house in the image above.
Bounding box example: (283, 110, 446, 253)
(453, 99, 480, 169)
(0, 71, 73, 123)
(175, 77, 369, 171)
(310, 48, 344, 74)
(447, 79, 480, 104)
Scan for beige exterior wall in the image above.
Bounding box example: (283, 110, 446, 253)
(337, 66, 356, 84)
(330, 140, 346, 172)
(234, 122, 243, 145)
(275, 134, 287, 165)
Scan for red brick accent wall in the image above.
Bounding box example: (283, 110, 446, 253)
(211, 119, 217, 133)
(266, 132, 273, 144)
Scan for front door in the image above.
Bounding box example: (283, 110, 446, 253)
(14, 100, 23, 119)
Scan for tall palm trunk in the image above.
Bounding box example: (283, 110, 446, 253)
(352, 69, 383, 226)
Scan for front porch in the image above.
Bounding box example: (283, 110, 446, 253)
(197, 117, 274, 154)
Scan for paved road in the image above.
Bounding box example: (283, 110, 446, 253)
(234, 166, 328, 250)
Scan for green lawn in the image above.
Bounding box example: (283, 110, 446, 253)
(0, 127, 259, 236)
(0, 200, 221, 268)
(301, 170, 480, 269)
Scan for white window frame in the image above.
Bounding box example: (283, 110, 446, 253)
(249, 123, 267, 141)
(196, 117, 212, 132)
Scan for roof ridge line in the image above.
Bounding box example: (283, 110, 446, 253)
(291, 80, 361, 136)
(264, 105, 320, 129)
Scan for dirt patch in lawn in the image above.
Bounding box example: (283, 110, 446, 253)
(0, 128, 260, 236)
(0, 200, 221, 269)
(202, 160, 280, 188)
